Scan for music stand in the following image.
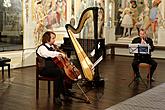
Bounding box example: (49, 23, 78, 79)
(129, 44, 150, 54)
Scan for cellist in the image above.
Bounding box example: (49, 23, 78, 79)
(36, 30, 73, 105)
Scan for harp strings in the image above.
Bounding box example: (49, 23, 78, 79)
(68, 30, 94, 81)
(65, 8, 97, 81)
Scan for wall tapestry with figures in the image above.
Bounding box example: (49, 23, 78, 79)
(114, 0, 163, 45)
(32, 0, 67, 46)
(32, 0, 105, 46)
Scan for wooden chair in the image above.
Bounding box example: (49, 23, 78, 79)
(128, 63, 151, 87)
(36, 56, 57, 102)
(139, 63, 150, 80)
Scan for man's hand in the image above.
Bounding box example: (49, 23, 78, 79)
(59, 53, 66, 58)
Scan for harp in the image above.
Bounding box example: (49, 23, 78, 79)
(65, 7, 104, 82)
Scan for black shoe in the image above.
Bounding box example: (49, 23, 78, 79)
(147, 75, 155, 82)
(64, 89, 75, 96)
(63, 95, 72, 102)
(135, 76, 141, 81)
(148, 77, 155, 82)
(55, 97, 62, 106)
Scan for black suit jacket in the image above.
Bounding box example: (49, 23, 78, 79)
(132, 37, 154, 61)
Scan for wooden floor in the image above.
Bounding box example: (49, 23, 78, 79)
(0, 55, 165, 110)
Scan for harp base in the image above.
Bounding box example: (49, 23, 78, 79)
(85, 77, 105, 87)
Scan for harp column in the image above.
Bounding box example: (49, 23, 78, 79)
(93, 7, 105, 86)
(158, 0, 165, 45)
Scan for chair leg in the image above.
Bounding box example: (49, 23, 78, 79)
(36, 79, 39, 99)
(139, 76, 148, 88)
(128, 77, 135, 87)
(147, 72, 151, 87)
(128, 73, 136, 87)
(53, 81, 55, 102)
(48, 81, 50, 97)
(148, 66, 150, 80)
(8, 64, 10, 79)
(2, 66, 4, 81)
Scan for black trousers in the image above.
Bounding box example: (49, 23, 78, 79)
(40, 68, 65, 98)
(41, 60, 73, 98)
(132, 58, 157, 78)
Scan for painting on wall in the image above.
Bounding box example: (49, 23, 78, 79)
(2, 0, 23, 36)
(33, 0, 67, 46)
(0, 0, 23, 51)
(114, 0, 162, 44)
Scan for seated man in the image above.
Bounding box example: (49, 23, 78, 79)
(131, 29, 157, 81)
(36, 31, 73, 105)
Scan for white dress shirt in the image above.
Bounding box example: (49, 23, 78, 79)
(141, 38, 146, 44)
(37, 43, 60, 58)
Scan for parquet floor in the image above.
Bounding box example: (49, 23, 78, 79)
(0, 55, 165, 110)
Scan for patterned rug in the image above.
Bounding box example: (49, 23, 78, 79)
(105, 83, 165, 110)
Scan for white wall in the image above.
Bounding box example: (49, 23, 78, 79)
(0, 49, 36, 69)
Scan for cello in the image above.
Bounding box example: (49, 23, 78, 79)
(52, 45, 91, 103)
(52, 45, 81, 81)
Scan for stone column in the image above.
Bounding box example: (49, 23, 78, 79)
(159, 0, 165, 19)
(24, 0, 35, 49)
(158, 0, 165, 46)
(67, 0, 72, 23)
(121, 0, 126, 8)
(104, 0, 116, 44)
(104, 0, 109, 26)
